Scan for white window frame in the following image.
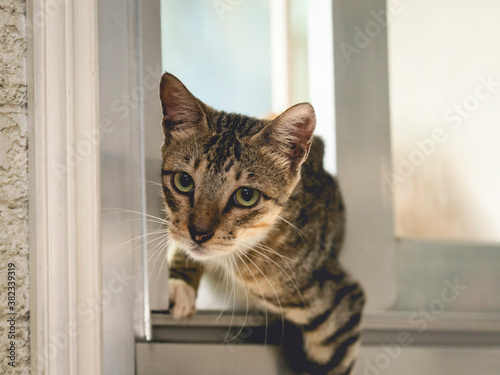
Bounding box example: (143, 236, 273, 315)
(98, 0, 158, 374)
(332, 0, 399, 311)
(28, 0, 103, 374)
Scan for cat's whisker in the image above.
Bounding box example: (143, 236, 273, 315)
(234, 247, 269, 345)
(276, 215, 309, 242)
(218, 255, 236, 342)
(117, 235, 169, 271)
(147, 237, 170, 265)
(225, 254, 251, 343)
(252, 245, 297, 263)
(147, 237, 172, 278)
(155, 241, 171, 302)
(238, 243, 296, 281)
(239, 243, 309, 311)
(151, 242, 173, 305)
(210, 259, 226, 301)
(239, 239, 297, 264)
(220, 255, 230, 317)
(105, 229, 168, 259)
(238, 242, 299, 285)
(148, 239, 170, 285)
(215, 255, 232, 323)
(148, 252, 164, 287)
(103, 215, 168, 236)
(105, 217, 167, 230)
(223, 254, 238, 344)
(238, 249, 285, 343)
(134, 178, 163, 187)
(101, 207, 169, 225)
(107, 231, 169, 268)
(101, 208, 168, 227)
(237, 243, 280, 267)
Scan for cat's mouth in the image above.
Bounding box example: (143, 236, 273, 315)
(188, 243, 209, 256)
(169, 226, 234, 260)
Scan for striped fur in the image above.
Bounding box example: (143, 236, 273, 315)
(160, 73, 365, 374)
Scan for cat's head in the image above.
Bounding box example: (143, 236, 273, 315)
(160, 73, 315, 261)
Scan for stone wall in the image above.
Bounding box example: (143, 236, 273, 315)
(0, 0, 29, 373)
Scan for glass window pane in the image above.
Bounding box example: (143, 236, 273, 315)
(161, 0, 272, 117)
(388, 0, 500, 243)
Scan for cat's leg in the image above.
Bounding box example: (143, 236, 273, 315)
(300, 280, 365, 375)
(168, 249, 204, 319)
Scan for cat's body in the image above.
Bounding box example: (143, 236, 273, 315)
(161, 73, 365, 375)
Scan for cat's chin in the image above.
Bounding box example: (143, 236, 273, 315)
(183, 244, 214, 261)
(173, 241, 233, 262)
(186, 247, 232, 262)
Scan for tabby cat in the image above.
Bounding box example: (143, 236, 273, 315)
(160, 72, 365, 375)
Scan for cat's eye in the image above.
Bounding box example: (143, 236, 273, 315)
(233, 187, 260, 208)
(173, 172, 194, 193)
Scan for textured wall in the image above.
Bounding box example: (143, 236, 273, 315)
(0, 0, 29, 374)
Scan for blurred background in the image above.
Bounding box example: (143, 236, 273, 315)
(389, 0, 500, 243)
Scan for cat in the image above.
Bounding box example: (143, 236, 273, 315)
(160, 72, 365, 375)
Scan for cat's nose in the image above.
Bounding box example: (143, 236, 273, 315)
(188, 225, 214, 244)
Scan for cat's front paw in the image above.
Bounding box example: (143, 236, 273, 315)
(168, 278, 197, 319)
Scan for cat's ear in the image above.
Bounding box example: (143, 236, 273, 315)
(159, 73, 206, 134)
(253, 103, 316, 167)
